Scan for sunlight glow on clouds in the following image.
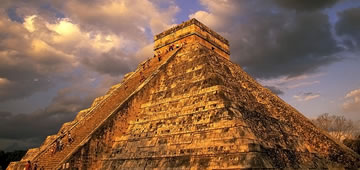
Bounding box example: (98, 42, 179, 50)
(23, 15, 36, 32)
(46, 18, 124, 55)
(21, 14, 135, 76)
(0, 0, 181, 150)
(189, 11, 216, 28)
(0, 77, 10, 86)
(343, 88, 360, 113)
(345, 89, 360, 98)
(48, 18, 80, 36)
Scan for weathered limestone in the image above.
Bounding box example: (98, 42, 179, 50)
(154, 18, 230, 60)
(9, 19, 360, 170)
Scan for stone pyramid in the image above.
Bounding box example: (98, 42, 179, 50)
(8, 18, 360, 170)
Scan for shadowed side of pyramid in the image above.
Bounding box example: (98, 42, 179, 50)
(89, 44, 358, 169)
(202, 47, 360, 168)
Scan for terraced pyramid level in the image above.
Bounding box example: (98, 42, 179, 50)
(8, 19, 360, 170)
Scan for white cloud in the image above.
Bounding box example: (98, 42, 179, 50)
(343, 88, 360, 113)
(287, 80, 320, 89)
(189, 11, 217, 28)
(294, 93, 320, 102)
(345, 89, 360, 98)
(45, 18, 125, 56)
(23, 15, 37, 32)
(259, 73, 324, 95)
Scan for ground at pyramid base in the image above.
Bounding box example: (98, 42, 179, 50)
(7, 19, 360, 170)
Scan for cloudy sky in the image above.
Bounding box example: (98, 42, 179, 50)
(0, 0, 359, 151)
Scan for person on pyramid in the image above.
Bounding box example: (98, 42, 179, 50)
(25, 160, 31, 170)
(68, 131, 74, 144)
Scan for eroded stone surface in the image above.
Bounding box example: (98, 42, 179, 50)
(9, 19, 360, 170)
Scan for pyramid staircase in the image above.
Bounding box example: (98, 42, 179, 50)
(13, 47, 183, 170)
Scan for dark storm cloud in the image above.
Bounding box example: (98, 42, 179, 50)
(230, 11, 341, 79)
(0, 76, 113, 151)
(0, 11, 73, 102)
(192, 0, 341, 79)
(274, 0, 339, 11)
(0, 88, 93, 140)
(0, 138, 44, 151)
(80, 48, 134, 76)
(336, 7, 360, 50)
(264, 86, 284, 95)
(0, 76, 51, 102)
(0, 110, 72, 140)
(0, 63, 122, 151)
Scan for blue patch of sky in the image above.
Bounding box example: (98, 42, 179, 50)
(144, 0, 205, 42)
(319, 53, 360, 98)
(6, 3, 65, 23)
(287, 1, 360, 119)
(6, 7, 24, 23)
(174, 0, 204, 23)
(145, 26, 154, 42)
(142, 0, 205, 42)
(324, 1, 360, 47)
(40, 3, 65, 19)
(282, 52, 360, 119)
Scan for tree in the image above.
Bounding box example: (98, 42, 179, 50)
(312, 113, 358, 141)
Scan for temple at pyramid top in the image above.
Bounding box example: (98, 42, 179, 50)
(154, 18, 230, 59)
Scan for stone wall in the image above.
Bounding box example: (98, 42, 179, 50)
(59, 44, 360, 169)
(57, 44, 268, 169)
(154, 19, 230, 60)
(154, 18, 228, 45)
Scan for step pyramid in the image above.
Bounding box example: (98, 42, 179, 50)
(8, 18, 360, 170)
